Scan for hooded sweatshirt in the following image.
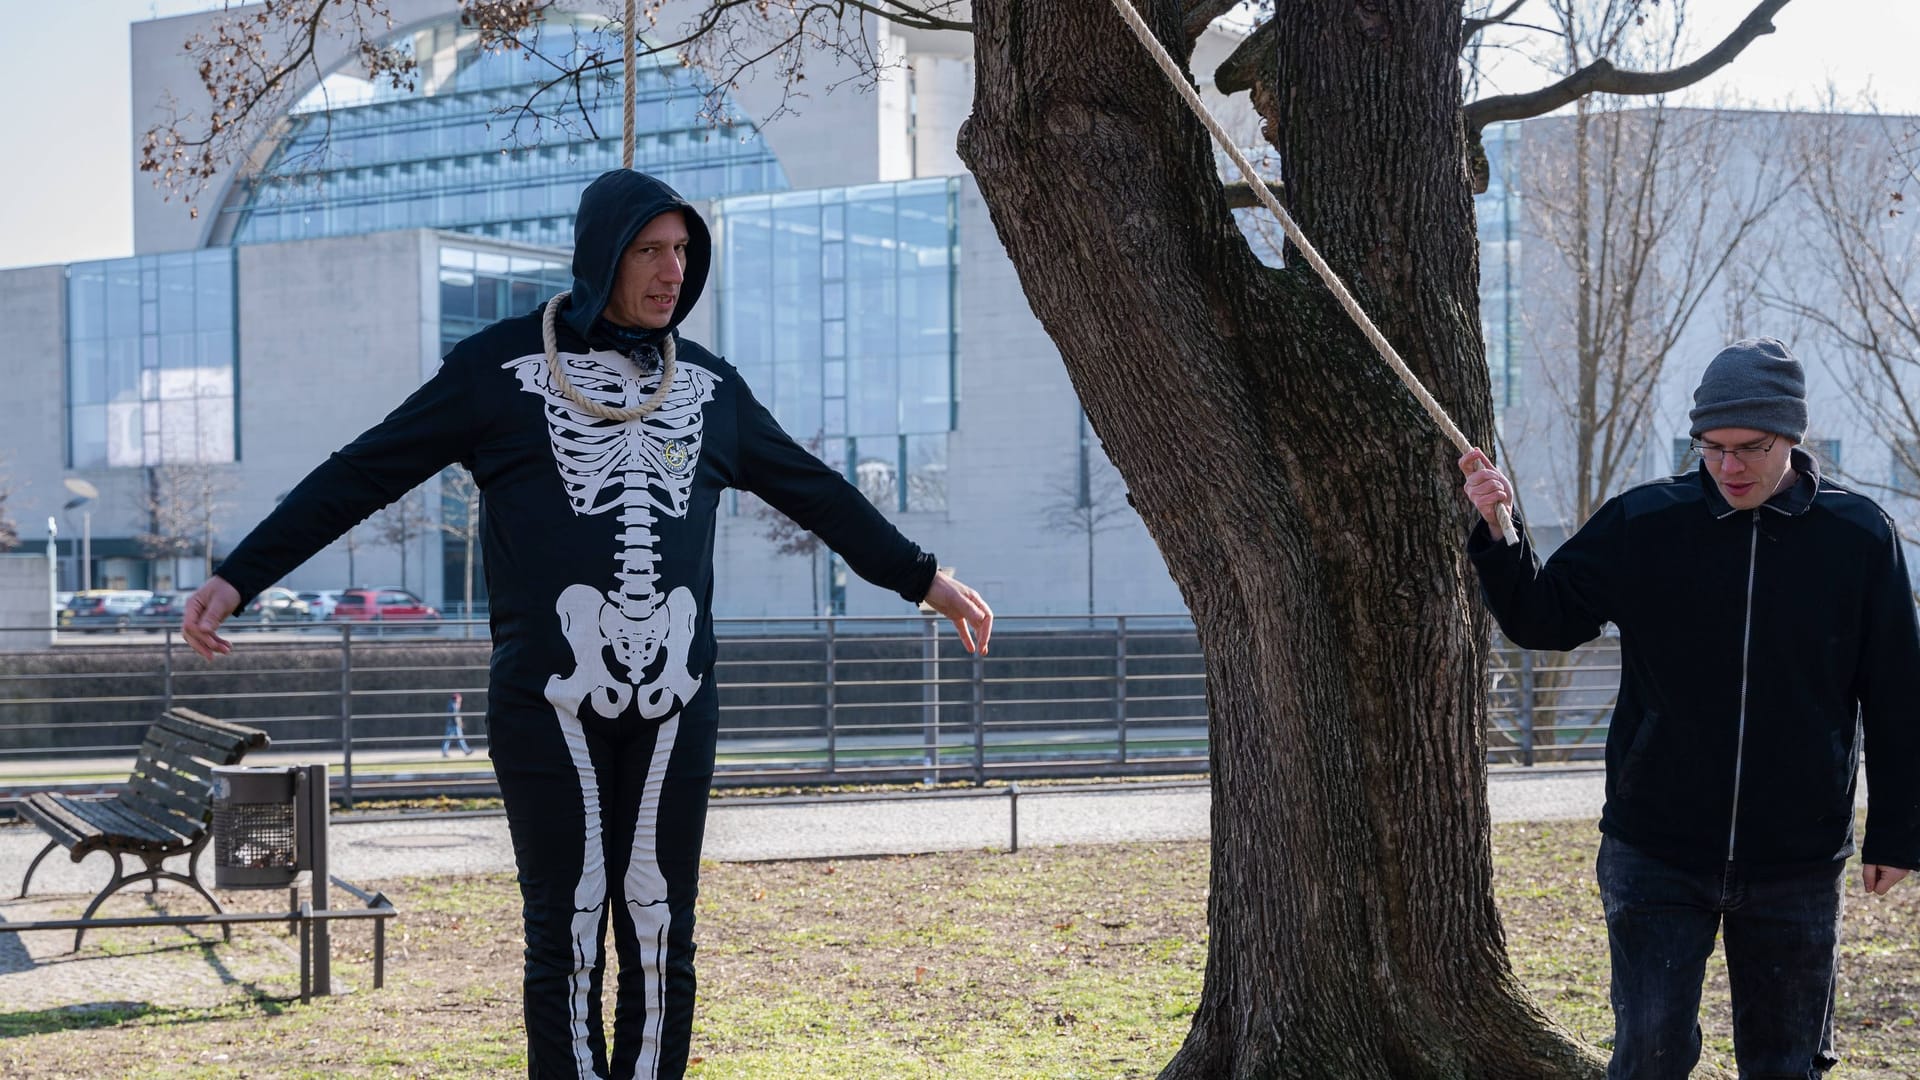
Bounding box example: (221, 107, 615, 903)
(216, 170, 938, 721)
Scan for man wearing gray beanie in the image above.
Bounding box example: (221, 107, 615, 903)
(1455, 336, 1920, 1080)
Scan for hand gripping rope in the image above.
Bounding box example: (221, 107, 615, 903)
(1103, 0, 1520, 544)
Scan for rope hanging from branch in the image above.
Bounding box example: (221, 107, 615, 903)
(623, 0, 638, 169)
(1102, 0, 1518, 544)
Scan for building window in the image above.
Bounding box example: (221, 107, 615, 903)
(1892, 440, 1920, 497)
(217, 14, 786, 248)
(438, 243, 571, 353)
(715, 177, 960, 514)
(1672, 437, 1701, 475)
(67, 249, 237, 468)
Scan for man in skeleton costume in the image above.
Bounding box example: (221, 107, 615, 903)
(183, 169, 994, 1080)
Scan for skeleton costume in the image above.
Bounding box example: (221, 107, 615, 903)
(214, 170, 939, 1080)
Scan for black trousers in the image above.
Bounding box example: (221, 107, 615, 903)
(492, 682, 717, 1080)
(1597, 834, 1846, 1080)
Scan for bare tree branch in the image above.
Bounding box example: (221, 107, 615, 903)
(1463, 0, 1530, 45)
(1183, 0, 1239, 43)
(1462, 0, 1792, 133)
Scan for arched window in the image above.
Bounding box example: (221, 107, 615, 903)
(215, 13, 787, 248)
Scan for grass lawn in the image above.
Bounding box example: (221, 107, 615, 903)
(0, 817, 1912, 1078)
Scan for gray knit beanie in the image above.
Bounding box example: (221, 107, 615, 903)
(1687, 337, 1807, 440)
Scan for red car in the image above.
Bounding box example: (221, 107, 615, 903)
(327, 588, 440, 623)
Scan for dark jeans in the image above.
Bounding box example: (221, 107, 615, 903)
(1597, 834, 1846, 1080)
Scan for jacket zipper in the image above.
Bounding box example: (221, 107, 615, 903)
(1726, 510, 1761, 862)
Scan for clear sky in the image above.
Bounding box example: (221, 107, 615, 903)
(2, 0, 1918, 271)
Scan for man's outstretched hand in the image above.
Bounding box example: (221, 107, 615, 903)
(921, 571, 993, 655)
(182, 575, 241, 661)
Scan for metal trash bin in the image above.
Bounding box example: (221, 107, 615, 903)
(212, 766, 303, 889)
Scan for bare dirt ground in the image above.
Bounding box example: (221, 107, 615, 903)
(0, 819, 1911, 1078)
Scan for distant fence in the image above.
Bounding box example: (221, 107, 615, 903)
(0, 614, 1618, 807)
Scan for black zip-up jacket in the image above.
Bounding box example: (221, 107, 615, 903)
(1469, 448, 1920, 872)
(216, 171, 937, 721)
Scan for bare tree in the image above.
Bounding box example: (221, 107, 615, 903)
(136, 463, 236, 588)
(437, 466, 484, 618)
(1758, 102, 1920, 599)
(1511, 2, 1801, 526)
(370, 487, 435, 593)
(144, 0, 1795, 1072)
(0, 460, 19, 553)
(1042, 450, 1137, 617)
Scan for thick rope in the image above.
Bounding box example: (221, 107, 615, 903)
(1104, 0, 1518, 543)
(622, 0, 637, 168)
(543, 291, 678, 423)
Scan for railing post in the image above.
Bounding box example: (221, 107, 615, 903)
(1007, 782, 1020, 852)
(1114, 615, 1128, 766)
(340, 624, 356, 809)
(824, 617, 838, 777)
(161, 628, 175, 712)
(922, 617, 939, 785)
(971, 635, 986, 785)
(1518, 649, 1537, 768)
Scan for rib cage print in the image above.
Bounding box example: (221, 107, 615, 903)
(505, 345, 719, 721)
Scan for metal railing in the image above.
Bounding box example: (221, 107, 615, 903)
(0, 614, 1618, 807)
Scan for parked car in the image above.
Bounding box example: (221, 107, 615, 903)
(328, 587, 440, 624)
(59, 590, 154, 633)
(296, 589, 348, 621)
(234, 586, 311, 624)
(132, 592, 191, 627)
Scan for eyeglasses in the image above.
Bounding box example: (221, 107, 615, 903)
(1689, 435, 1777, 464)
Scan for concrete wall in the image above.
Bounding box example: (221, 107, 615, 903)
(228, 229, 436, 593)
(0, 553, 56, 651)
(0, 264, 67, 562)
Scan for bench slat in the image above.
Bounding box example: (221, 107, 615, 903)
(55, 798, 183, 850)
(136, 733, 227, 777)
(19, 794, 90, 847)
(124, 775, 215, 830)
(134, 743, 221, 792)
(156, 708, 267, 759)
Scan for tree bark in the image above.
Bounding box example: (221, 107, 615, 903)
(958, 2, 1602, 1076)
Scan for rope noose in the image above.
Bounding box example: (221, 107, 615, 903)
(544, 291, 679, 424)
(1103, 0, 1519, 544)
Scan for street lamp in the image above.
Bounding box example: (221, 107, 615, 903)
(46, 517, 58, 629)
(63, 478, 98, 593)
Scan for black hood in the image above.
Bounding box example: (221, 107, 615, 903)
(563, 169, 711, 343)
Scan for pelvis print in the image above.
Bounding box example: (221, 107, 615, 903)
(507, 345, 721, 721)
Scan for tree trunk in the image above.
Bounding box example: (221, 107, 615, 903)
(958, 2, 1601, 1076)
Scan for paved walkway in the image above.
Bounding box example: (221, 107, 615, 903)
(0, 768, 1610, 895)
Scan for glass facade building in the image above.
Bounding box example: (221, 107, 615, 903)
(437, 243, 573, 353)
(66, 249, 238, 468)
(220, 14, 787, 249)
(1477, 122, 1523, 416)
(714, 178, 960, 514)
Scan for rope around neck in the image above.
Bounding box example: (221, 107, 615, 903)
(542, 291, 678, 423)
(1103, 0, 1517, 543)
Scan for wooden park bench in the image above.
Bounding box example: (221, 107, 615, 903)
(15, 707, 271, 949)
